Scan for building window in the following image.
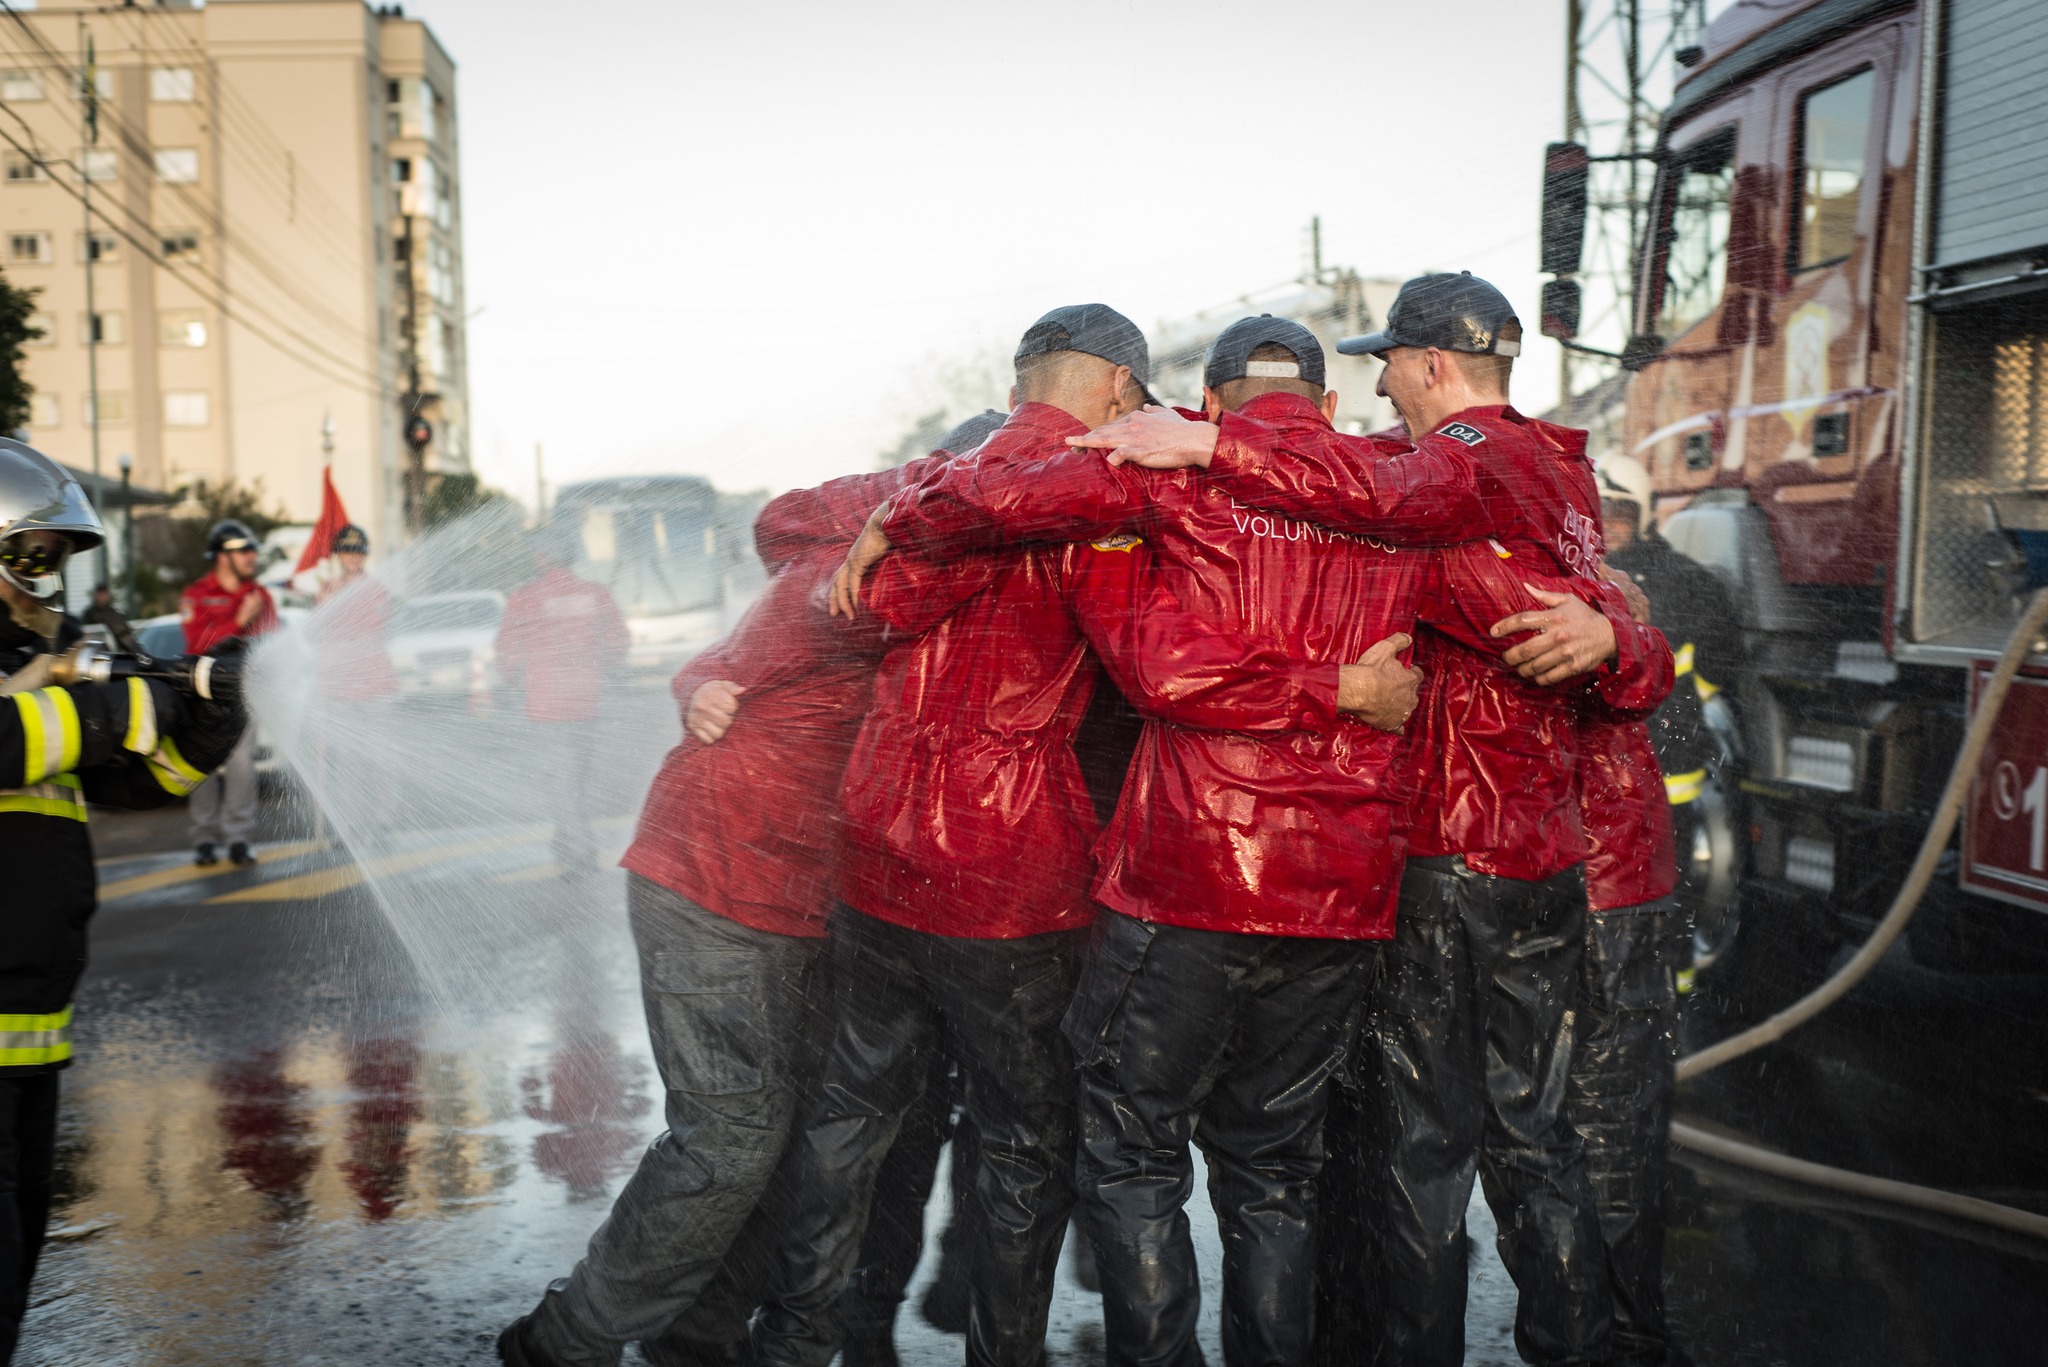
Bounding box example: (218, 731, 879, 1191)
(160, 230, 201, 263)
(1, 71, 42, 103)
(391, 156, 412, 185)
(77, 232, 119, 264)
(4, 155, 46, 183)
(163, 391, 210, 428)
(83, 392, 128, 427)
(150, 67, 195, 103)
(81, 149, 117, 183)
(386, 79, 401, 104)
(8, 232, 52, 265)
(1794, 68, 1876, 271)
(81, 311, 125, 346)
(160, 310, 208, 348)
(28, 394, 58, 429)
(154, 148, 199, 184)
(25, 313, 54, 347)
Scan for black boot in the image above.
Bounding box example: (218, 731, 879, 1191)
(840, 1333, 902, 1367)
(194, 842, 218, 866)
(229, 841, 256, 866)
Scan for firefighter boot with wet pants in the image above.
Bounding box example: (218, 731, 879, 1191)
(746, 906, 1082, 1367)
(1371, 857, 1612, 1367)
(1570, 899, 1694, 1367)
(503, 878, 828, 1367)
(1066, 909, 1373, 1367)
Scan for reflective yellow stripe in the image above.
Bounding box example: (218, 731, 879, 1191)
(14, 690, 46, 784)
(1665, 767, 1707, 805)
(12, 689, 79, 784)
(123, 676, 157, 756)
(1673, 642, 1695, 677)
(0, 774, 87, 820)
(1696, 676, 1722, 701)
(146, 735, 206, 796)
(0, 1003, 72, 1066)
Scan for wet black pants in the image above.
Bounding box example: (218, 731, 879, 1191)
(0, 1071, 59, 1366)
(839, 1045, 963, 1350)
(1066, 910, 1372, 1367)
(1569, 900, 1684, 1367)
(523, 877, 829, 1367)
(748, 907, 1082, 1367)
(1372, 857, 1609, 1367)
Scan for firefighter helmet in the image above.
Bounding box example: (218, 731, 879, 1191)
(0, 437, 104, 600)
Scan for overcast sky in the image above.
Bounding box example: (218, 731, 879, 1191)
(414, 0, 1726, 500)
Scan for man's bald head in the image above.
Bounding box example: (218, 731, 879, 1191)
(1014, 349, 1146, 427)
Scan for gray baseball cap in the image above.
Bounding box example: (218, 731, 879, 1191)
(936, 409, 1007, 455)
(1015, 304, 1154, 398)
(1204, 314, 1326, 388)
(1338, 272, 1523, 359)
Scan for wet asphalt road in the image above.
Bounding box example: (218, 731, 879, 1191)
(18, 743, 2048, 1363)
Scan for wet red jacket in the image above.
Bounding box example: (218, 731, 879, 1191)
(180, 572, 277, 654)
(623, 457, 989, 939)
(1579, 711, 1678, 912)
(1201, 403, 1673, 881)
(842, 402, 1137, 941)
(885, 393, 1617, 939)
(494, 568, 631, 724)
(309, 574, 400, 702)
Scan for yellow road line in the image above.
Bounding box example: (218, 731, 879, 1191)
(490, 861, 565, 884)
(98, 840, 332, 903)
(206, 829, 538, 904)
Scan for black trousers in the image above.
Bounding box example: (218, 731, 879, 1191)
(1065, 910, 1373, 1367)
(839, 1044, 964, 1346)
(748, 907, 1082, 1367)
(1570, 900, 1686, 1367)
(1370, 857, 1609, 1367)
(0, 1071, 59, 1366)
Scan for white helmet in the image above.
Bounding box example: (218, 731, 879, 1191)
(0, 437, 105, 600)
(1593, 453, 1653, 537)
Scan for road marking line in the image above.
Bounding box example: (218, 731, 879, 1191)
(97, 840, 332, 903)
(491, 861, 565, 884)
(206, 830, 538, 904)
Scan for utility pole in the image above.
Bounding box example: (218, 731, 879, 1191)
(400, 210, 424, 532)
(1558, 0, 1708, 405)
(80, 20, 103, 597)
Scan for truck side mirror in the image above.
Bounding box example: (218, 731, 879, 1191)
(1541, 142, 1591, 277)
(1540, 279, 1582, 341)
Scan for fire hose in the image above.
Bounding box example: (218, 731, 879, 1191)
(1669, 585, 2048, 1240)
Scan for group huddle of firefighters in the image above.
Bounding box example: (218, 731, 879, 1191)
(496, 272, 1734, 1367)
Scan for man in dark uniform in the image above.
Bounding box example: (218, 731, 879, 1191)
(0, 439, 244, 1364)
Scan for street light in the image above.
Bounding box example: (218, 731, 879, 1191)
(116, 451, 133, 614)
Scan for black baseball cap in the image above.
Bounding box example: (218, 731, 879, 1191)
(936, 409, 1007, 455)
(1015, 304, 1154, 399)
(1204, 314, 1326, 389)
(1338, 272, 1523, 359)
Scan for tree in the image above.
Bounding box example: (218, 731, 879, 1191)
(0, 270, 45, 435)
(421, 471, 512, 528)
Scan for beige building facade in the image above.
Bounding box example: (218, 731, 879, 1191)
(1, 0, 467, 553)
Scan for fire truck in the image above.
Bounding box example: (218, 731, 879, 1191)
(1541, 0, 2048, 1000)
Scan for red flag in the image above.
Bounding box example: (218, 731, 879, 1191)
(296, 467, 352, 577)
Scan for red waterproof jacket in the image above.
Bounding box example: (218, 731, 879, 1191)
(1202, 403, 1674, 881)
(180, 571, 277, 654)
(1579, 711, 1678, 912)
(494, 568, 631, 723)
(621, 456, 991, 938)
(885, 393, 1613, 939)
(309, 574, 400, 701)
(842, 402, 1145, 941)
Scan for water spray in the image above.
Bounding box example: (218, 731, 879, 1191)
(49, 638, 244, 707)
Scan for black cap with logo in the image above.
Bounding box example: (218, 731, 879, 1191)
(1015, 304, 1154, 401)
(1338, 272, 1523, 359)
(1203, 314, 1326, 389)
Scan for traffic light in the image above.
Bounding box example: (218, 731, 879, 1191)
(404, 414, 432, 452)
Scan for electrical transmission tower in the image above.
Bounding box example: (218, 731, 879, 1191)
(1559, 0, 1710, 405)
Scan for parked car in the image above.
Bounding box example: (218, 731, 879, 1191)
(387, 591, 505, 703)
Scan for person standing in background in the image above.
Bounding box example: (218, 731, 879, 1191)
(181, 519, 278, 867)
(82, 583, 139, 655)
(492, 536, 630, 872)
(308, 525, 401, 825)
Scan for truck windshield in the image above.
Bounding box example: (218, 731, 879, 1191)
(1657, 127, 1736, 340)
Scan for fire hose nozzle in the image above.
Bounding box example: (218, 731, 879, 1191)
(51, 641, 243, 708)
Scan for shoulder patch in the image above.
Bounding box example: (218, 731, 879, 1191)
(1090, 533, 1143, 552)
(1438, 421, 1486, 446)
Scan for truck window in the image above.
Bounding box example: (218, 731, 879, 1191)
(1657, 127, 1736, 340)
(1793, 68, 1874, 269)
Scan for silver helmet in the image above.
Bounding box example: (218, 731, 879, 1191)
(0, 437, 105, 600)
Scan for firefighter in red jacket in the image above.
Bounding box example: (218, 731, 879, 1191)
(494, 413, 1005, 1367)
(873, 314, 1657, 1363)
(493, 539, 630, 870)
(1076, 274, 1674, 1367)
(180, 519, 278, 867)
(306, 524, 400, 830)
(740, 306, 1166, 1367)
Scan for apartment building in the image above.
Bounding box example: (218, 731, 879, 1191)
(0, 0, 468, 551)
